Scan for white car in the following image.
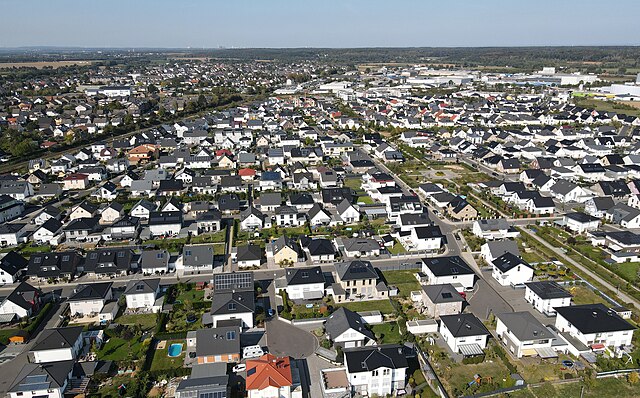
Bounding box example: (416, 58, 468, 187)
(243, 345, 265, 359)
(233, 364, 246, 373)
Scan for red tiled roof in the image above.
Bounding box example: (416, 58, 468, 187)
(245, 354, 293, 391)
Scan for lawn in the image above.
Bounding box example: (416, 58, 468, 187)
(356, 195, 374, 204)
(387, 242, 407, 255)
(612, 261, 640, 283)
(190, 230, 226, 244)
(343, 177, 363, 190)
(96, 336, 149, 361)
(95, 375, 146, 397)
(336, 299, 396, 315)
(369, 322, 403, 344)
(150, 340, 185, 371)
(175, 288, 205, 303)
(442, 360, 514, 397)
(115, 313, 158, 330)
(568, 284, 610, 306)
(382, 270, 420, 297)
(520, 377, 640, 398)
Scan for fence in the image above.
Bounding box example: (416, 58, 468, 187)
(416, 345, 449, 398)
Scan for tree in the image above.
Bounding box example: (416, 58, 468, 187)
(148, 84, 159, 94)
(628, 371, 640, 385)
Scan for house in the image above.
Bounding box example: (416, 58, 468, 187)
(0, 281, 41, 319)
(0, 195, 24, 223)
(439, 313, 491, 355)
(555, 304, 635, 349)
(29, 326, 84, 363)
(236, 244, 263, 268)
(69, 201, 97, 220)
(480, 240, 520, 263)
(63, 217, 100, 241)
(284, 266, 325, 300)
(491, 252, 534, 287)
(343, 344, 408, 397)
(421, 256, 476, 290)
(62, 173, 89, 190)
(130, 199, 156, 219)
(141, 250, 170, 274)
(33, 206, 62, 226)
(27, 251, 80, 282)
(124, 278, 162, 313)
(174, 363, 229, 398)
(191, 326, 242, 364)
(472, 219, 519, 240)
(8, 360, 75, 398)
(256, 192, 282, 212)
(524, 281, 572, 316)
(176, 244, 215, 274)
(209, 289, 255, 329)
(562, 212, 600, 234)
(271, 235, 302, 265)
(108, 215, 141, 240)
(341, 238, 381, 258)
(217, 194, 241, 213)
(83, 248, 134, 278)
(245, 354, 302, 398)
(68, 282, 113, 318)
(447, 198, 478, 221)
(408, 226, 445, 251)
(324, 307, 375, 348)
(550, 179, 591, 203)
(300, 237, 336, 263)
(419, 284, 464, 319)
(274, 205, 305, 227)
(332, 260, 387, 302)
(606, 203, 640, 228)
(495, 311, 554, 358)
(337, 199, 360, 224)
(308, 204, 332, 227)
(148, 211, 183, 237)
(0, 251, 27, 285)
(398, 213, 432, 232)
(99, 202, 124, 224)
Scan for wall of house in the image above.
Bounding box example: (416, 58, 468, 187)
(496, 319, 552, 358)
(0, 300, 30, 318)
(346, 367, 406, 398)
(492, 266, 533, 286)
(555, 315, 633, 347)
(524, 290, 570, 316)
(126, 292, 157, 310)
(9, 385, 65, 398)
(422, 296, 462, 319)
(197, 352, 240, 364)
(69, 299, 105, 316)
(285, 282, 325, 300)
(212, 312, 254, 329)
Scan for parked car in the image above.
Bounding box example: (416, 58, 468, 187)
(233, 364, 246, 373)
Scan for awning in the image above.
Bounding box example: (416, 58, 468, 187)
(0, 313, 16, 323)
(591, 343, 606, 350)
(535, 347, 558, 359)
(458, 344, 484, 357)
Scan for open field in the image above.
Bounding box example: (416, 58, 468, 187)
(0, 60, 94, 69)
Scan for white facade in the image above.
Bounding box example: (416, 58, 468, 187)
(248, 385, 301, 398)
(346, 366, 406, 397)
(285, 282, 326, 301)
(126, 292, 161, 313)
(492, 265, 534, 287)
(495, 317, 552, 358)
(524, 287, 571, 316)
(439, 323, 489, 353)
(0, 300, 30, 318)
(555, 313, 634, 348)
(422, 265, 475, 290)
(211, 312, 254, 329)
(149, 223, 182, 237)
(69, 299, 107, 317)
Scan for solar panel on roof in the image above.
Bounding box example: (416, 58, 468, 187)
(247, 367, 256, 377)
(214, 272, 253, 291)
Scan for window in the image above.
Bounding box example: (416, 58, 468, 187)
(383, 369, 390, 375)
(118, 251, 125, 258)
(34, 257, 42, 264)
(62, 255, 70, 262)
(185, 250, 192, 256)
(226, 331, 236, 340)
(228, 303, 236, 311)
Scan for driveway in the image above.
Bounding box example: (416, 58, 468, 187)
(265, 319, 317, 359)
(466, 278, 513, 320)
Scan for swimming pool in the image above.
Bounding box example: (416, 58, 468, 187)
(167, 343, 183, 357)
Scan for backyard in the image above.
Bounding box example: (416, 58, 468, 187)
(149, 339, 186, 372)
(336, 299, 396, 315)
(382, 270, 421, 297)
(97, 335, 149, 362)
(369, 322, 403, 344)
(115, 313, 158, 331)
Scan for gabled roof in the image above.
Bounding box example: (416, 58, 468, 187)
(246, 354, 294, 391)
(324, 307, 374, 341)
(422, 256, 475, 277)
(492, 252, 532, 273)
(68, 282, 112, 302)
(3, 281, 39, 311)
(335, 260, 378, 281)
(524, 281, 572, 300)
(285, 266, 325, 286)
(9, 360, 75, 393)
(440, 313, 490, 337)
(343, 344, 409, 373)
(496, 311, 553, 341)
(237, 244, 263, 262)
(124, 278, 160, 295)
(31, 326, 83, 352)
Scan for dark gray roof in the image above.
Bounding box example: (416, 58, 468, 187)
(285, 266, 325, 286)
(524, 281, 572, 300)
(31, 326, 83, 352)
(195, 326, 241, 357)
(343, 344, 408, 373)
(422, 256, 475, 277)
(422, 284, 464, 304)
(335, 260, 378, 281)
(555, 304, 635, 334)
(325, 307, 374, 341)
(68, 282, 112, 302)
(492, 252, 532, 273)
(9, 360, 75, 393)
(496, 311, 553, 341)
(211, 290, 255, 315)
(124, 278, 160, 295)
(440, 313, 490, 338)
(237, 244, 262, 262)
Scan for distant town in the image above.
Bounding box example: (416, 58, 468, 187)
(0, 50, 638, 398)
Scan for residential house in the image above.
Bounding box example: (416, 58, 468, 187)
(68, 282, 113, 318)
(124, 278, 162, 313)
(472, 219, 519, 240)
(524, 281, 572, 316)
(284, 266, 325, 300)
(421, 256, 476, 290)
(141, 250, 170, 274)
(332, 260, 387, 302)
(491, 252, 534, 287)
(29, 326, 84, 363)
(439, 313, 491, 355)
(0, 281, 40, 319)
(324, 307, 375, 348)
(495, 312, 554, 358)
(176, 244, 215, 274)
(419, 284, 464, 319)
(343, 344, 408, 397)
(245, 354, 302, 398)
(555, 304, 635, 349)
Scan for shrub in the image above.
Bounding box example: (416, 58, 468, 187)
(462, 355, 485, 365)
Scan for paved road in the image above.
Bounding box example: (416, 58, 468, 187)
(265, 318, 318, 359)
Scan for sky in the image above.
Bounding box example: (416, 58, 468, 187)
(1, 0, 639, 48)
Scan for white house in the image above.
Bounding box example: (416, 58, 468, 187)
(29, 326, 84, 364)
(124, 279, 162, 313)
(439, 313, 491, 354)
(491, 253, 534, 287)
(8, 360, 74, 398)
(408, 226, 444, 251)
(472, 219, 519, 240)
(343, 344, 408, 397)
(68, 282, 113, 317)
(284, 266, 325, 300)
(562, 212, 600, 234)
(524, 281, 572, 316)
(422, 256, 476, 290)
(555, 304, 635, 349)
(324, 307, 375, 348)
(495, 312, 554, 358)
